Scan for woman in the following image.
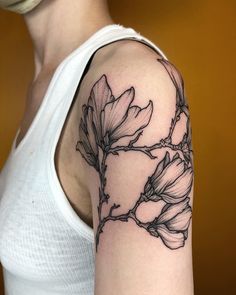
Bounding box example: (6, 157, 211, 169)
(0, 0, 194, 294)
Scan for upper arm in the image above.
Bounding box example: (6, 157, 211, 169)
(76, 44, 194, 295)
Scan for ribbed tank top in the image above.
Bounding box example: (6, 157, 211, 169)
(0, 24, 168, 295)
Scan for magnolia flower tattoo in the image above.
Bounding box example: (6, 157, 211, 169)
(76, 58, 194, 251)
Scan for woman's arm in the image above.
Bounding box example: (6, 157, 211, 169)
(77, 43, 194, 295)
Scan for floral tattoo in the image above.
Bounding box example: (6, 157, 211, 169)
(76, 58, 193, 251)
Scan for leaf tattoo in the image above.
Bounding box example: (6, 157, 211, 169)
(76, 58, 193, 251)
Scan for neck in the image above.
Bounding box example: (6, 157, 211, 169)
(24, 0, 113, 77)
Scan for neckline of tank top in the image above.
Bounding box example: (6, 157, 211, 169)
(10, 23, 133, 157)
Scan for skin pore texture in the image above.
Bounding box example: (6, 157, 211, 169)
(17, 0, 194, 294)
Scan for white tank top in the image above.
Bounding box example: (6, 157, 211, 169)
(0, 24, 167, 295)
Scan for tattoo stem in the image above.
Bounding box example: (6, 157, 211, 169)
(108, 139, 184, 158)
(108, 107, 191, 162)
(164, 107, 181, 143)
(97, 152, 108, 223)
(95, 194, 148, 250)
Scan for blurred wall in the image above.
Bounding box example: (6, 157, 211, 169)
(0, 0, 235, 294)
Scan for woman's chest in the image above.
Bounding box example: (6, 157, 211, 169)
(13, 69, 93, 230)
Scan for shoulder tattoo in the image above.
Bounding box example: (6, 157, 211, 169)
(76, 58, 194, 251)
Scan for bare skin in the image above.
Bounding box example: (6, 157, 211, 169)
(17, 0, 113, 227)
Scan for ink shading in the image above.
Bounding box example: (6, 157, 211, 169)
(76, 57, 194, 251)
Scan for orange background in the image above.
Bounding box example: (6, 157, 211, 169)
(0, 0, 235, 294)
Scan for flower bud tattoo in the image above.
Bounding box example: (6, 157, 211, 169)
(76, 58, 193, 251)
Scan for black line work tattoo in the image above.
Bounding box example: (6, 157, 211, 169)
(76, 57, 193, 251)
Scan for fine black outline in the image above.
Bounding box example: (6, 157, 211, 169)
(76, 57, 193, 251)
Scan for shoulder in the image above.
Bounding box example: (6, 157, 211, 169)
(75, 39, 191, 168)
(76, 39, 188, 144)
(77, 39, 186, 117)
(81, 39, 181, 92)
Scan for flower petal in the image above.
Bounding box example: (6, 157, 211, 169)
(151, 152, 171, 183)
(78, 120, 92, 154)
(157, 224, 185, 249)
(157, 198, 190, 224)
(111, 100, 153, 141)
(160, 193, 187, 204)
(166, 206, 192, 232)
(77, 110, 98, 168)
(88, 75, 113, 138)
(164, 168, 193, 200)
(86, 107, 98, 155)
(152, 157, 185, 195)
(101, 87, 135, 138)
(76, 141, 97, 168)
(181, 105, 190, 117)
(157, 58, 185, 107)
(148, 194, 162, 202)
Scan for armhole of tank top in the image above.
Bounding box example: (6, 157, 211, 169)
(48, 32, 168, 243)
